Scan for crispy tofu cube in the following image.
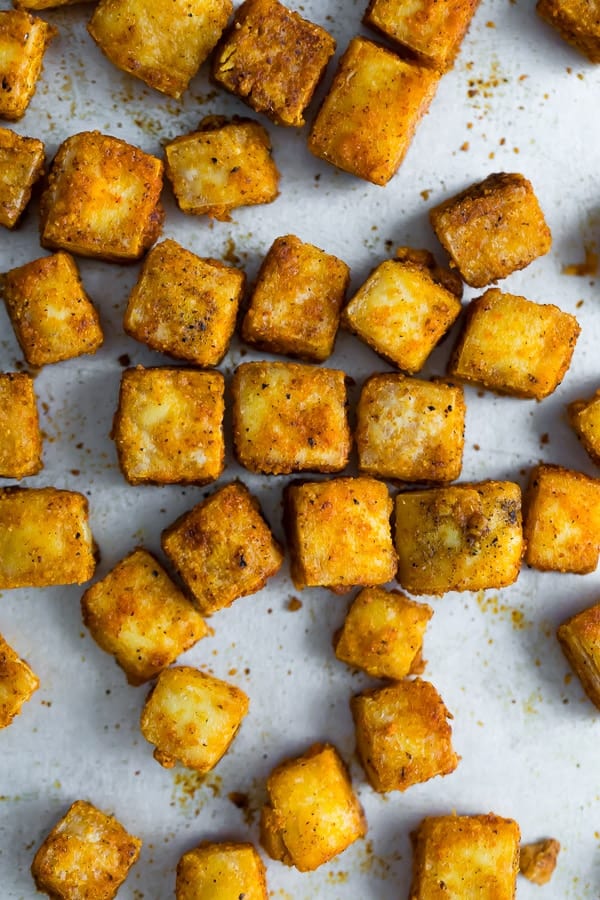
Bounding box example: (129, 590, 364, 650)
(395, 480, 523, 595)
(0, 126, 44, 228)
(176, 842, 268, 900)
(165, 116, 279, 221)
(0, 372, 42, 478)
(232, 361, 351, 475)
(430, 173, 552, 288)
(13, 0, 81, 8)
(409, 813, 520, 899)
(568, 389, 600, 465)
(0, 487, 96, 589)
(260, 743, 366, 871)
(81, 549, 209, 685)
(356, 374, 465, 482)
(285, 476, 397, 593)
(334, 587, 433, 679)
(524, 464, 600, 573)
(0, 633, 39, 728)
(241, 234, 349, 362)
(39, 131, 164, 262)
(558, 602, 600, 709)
(162, 481, 283, 615)
(31, 800, 141, 900)
(0, 11, 55, 121)
(140, 665, 249, 770)
(519, 838, 561, 885)
(2, 252, 103, 367)
(308, 37, 439, 186)
(123, 239, 244, 366)
(537, 0, 600, 62)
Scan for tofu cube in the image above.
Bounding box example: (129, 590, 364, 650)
(430, 173, 552, 288)
(519, 838, 561, 885)
(81, 548, 209, 685)
(0, 125, 44, 228)
(162, 481, 283, 615)
(0, 633, 39, 728)
(31, 800, 142, 900)
(2, 252, 103, 367)
(537, 0, 600, 62)
(140, 665, 249, 770)
(0, 11, 56, 121)
(524, 464, 600, 573)
(213, 0, 335, 127)
(409, 813, 520, 899)
(123, 239, 244, 366)
(165, 116, 279, 221)
(395, 480, 523, 595)
(0, 372, 42, 479)
(356, 374, 465, 482)
(308, 37, 440, 186)
(334, 586, 433, 679)
(89, 0, 232, 99)
(557, 602, 600, 709)
(568, 389, 600, 465)
(232, 361, 351, 475)
(176, 842, 268, 900)
(13, 0, 81, 8)
(241, 234, 349, 362)
(0, 487, 96, 589)
(260, 743, 366, 871)
(39, 130, 164, 262)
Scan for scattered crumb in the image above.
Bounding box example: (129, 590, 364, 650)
(563, 245, 598, 277)
(287, 596, 302, 611)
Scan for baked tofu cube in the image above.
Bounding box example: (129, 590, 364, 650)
(165, 116, 279, 221)
(123, 239, 244, 366)
(112, 367, 225, 485)
(176, 842, 268, 900)
(430, 173, 552, 288)
(0, 11, 55, 121)
(568, 389, 600, 465)
(409, 813, 520, 899)
(519, 838, 561, 885)
(558, 602, 600, 709)
(524, 464, 600, 573)
(162, 481, 283, 615)
(140, 666, 249, 771)
(89, 0, 232, 99)
(285, 477, 397, 592)
(241, 234, 349, 362)
(260, 743, 366, 871)
(334, 586, 433, 679)
(0, 126, 44, 228)
(308, 37, 440, 186)
(0, 633, 39, 728)
(341, 258, 462, 373)
(81, 548, 209, 685)
(356, 374, 465, 482)
(31, 800, 141, 900)
(39, 131, 164, 262)
(537, 0, 600, 62)
(0, 487, 96, 589)
(232, 361, 351, 475)
(2, 252, 103, 367)
(0, 372, 42, 479)
(395, 480, 523, 595)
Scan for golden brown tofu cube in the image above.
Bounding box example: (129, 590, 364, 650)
(213, 0, 335, 127)
(165, 116, 279, 221)
(409, 813, 520, 899)
(568, 389, 600, 465)
(356, 374, 465, 482)
(31, 800, 141, 900)
(558, 602, 600, 709)
(334, 587, 433, 679)
(0, 372, 42, 479)
(342, 258, 462, 373)
(308, 37, 440, 186)
(162, 481, 283, 616)
(0, 126, 44, 228)
(13, 0, 81, 8)
(81, 548, 209, 685)
(430, 173, 552, 288)
(395, 480, 523, 595)
(524, 464, 600, 574)
(519, 838, 561, 885)
(140, 665, 249, 771)
(537, 0, 600, 62)
(260, 743, 366, 871)
(241, 234, 349, 362)
(232, 361, 351, 475)
(0, 487, 96, 589)
(0, 11, 55, 121)
(176, 842, 268, 900)
(112, 366, 225, 485)
(2, 252, 103, 367)
(0, 632, 39, 728)
(40, 131, 164, 262)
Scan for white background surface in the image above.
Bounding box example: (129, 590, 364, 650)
(1, 0, 599, 896)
